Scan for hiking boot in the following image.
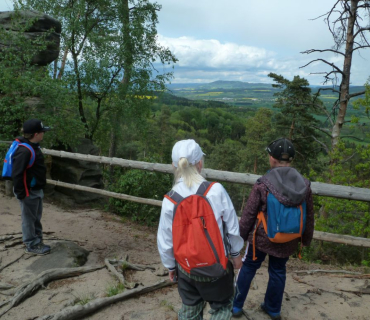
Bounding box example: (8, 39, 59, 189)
(25, 243, 51, 256)
(261, 303, 281, 320)
(40, 242, 51, 250)
(232, 306, 243, 317)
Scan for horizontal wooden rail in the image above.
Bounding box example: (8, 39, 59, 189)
(46, 179, 162, 207)
(48, 179, 370, 248)
(43, 149, 370, 202)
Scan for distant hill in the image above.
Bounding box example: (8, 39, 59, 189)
(167, 80, 365, 95)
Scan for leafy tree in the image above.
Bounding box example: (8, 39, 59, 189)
(353, 78, 370, 117)
(268, 73, 325, 174)
(240, 108, 275, 174)
(17, 0, 177, 143)
(301, 0, 370, 149)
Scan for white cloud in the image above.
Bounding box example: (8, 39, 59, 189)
(158, 35, 275, 70)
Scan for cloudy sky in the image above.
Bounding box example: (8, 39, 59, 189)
(1, 0, 369, 85)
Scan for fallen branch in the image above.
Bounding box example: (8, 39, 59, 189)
(36, 279, 176, 320)
(329, 274, 370, 279)
(296, 269, 362, 276)
(0, 265, 104, 318)
(336, 286, 370, 295)
(0, 253, 25, 272)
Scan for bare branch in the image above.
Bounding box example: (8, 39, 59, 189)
(301, 49, 345, 57)
(348, 91, 365, 99)
(311, 135, 330, 153)
(311, 125, 333, 138)
(299, 59, 344, 75)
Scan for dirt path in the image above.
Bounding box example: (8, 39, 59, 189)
(0, 192, 369, 320)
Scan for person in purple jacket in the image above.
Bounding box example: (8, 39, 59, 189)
(232, 138, 314, 320)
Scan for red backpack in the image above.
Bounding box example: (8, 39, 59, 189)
(164, 181, 229, 278)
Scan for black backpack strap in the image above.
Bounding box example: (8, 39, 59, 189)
(196, 181, 217, 196)
(164, 190, 183, 205)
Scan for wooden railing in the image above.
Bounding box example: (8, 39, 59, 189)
(1, 142, 370, 248)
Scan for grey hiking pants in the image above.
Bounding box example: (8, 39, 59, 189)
(17, 189, 44, 248)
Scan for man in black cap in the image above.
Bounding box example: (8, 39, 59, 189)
(232, 138, 314, 319)
(12, 119, 51, 255)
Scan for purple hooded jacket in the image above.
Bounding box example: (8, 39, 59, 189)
(239, 166, 315, 258)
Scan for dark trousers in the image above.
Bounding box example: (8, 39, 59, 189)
(233, 243, 289, 315)
(178, 261, 234, 310)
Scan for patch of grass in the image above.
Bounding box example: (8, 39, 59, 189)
(106, 282, 125, 297)
(160, 300, 175, 311)
(121, 261, 130, 271)
(73, 293, 95, 306)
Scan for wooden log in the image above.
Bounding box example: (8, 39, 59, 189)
(42, 148, 370, 202)
(313, 231, 370, 248)
(36, 279, 176, 320)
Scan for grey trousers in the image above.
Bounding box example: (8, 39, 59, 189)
(18, 189, 44, 248)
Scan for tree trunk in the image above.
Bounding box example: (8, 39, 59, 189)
(331, 0, 358, 149)
(57, 47, 69, 80)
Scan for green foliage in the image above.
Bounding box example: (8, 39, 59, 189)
(268, 73, 326, 174)
(108, 165, 172, 225)
(353, 79, 370, 118)
(17, 0, 177, 141)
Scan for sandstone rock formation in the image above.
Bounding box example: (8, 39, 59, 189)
(0, 10, 61, 66)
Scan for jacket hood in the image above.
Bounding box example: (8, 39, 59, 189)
(259, 167, 307, 205)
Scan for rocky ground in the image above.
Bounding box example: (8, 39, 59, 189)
(1, 191, 369, 320)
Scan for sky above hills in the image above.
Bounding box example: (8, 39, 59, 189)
(1, 0, 369, 86)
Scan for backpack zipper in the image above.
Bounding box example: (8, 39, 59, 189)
(200, 217, 220, 264)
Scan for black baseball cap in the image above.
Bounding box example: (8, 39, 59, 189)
(266, 138, 295, 161)
(23, 119, 51, 134)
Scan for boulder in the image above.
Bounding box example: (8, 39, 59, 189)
(0, 10, 61, 66)
(27, 241, 90, 274)
(51, 138, 104, 204)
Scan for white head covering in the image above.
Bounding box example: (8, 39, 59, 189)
(171, 139, 205, 168)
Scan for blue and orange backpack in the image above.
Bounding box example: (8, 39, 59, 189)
(253, 191, 306, 260)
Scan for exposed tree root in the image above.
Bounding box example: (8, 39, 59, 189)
(4, 240, 23, 248)
(0, 265, 104, 318)
(36, 279, 176, 320)
(0, 253, 25, 272)
(292, 275, 315, 287)
(0, 282, 13, 290)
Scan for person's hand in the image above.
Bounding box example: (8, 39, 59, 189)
(169, 270, 177, 282)
(232, 255, 242, 269)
